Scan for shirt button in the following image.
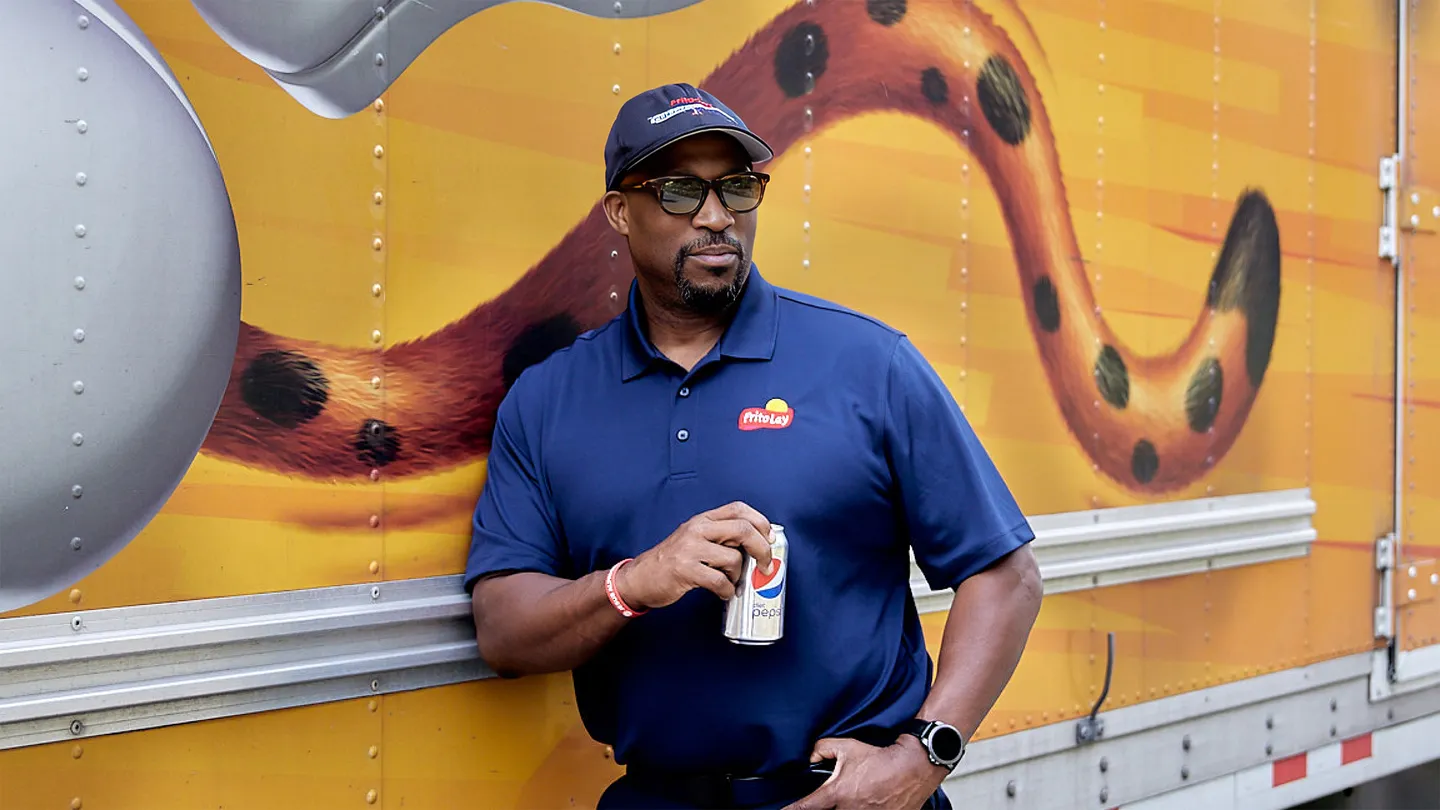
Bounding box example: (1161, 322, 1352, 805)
(676, 429, 690, 441)
(679, 387, 690, 397)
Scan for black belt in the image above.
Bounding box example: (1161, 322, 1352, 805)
(625, 762, 834, 809)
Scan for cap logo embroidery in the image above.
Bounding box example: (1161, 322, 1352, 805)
(738, 398, 795, 431)
(648, 101, 738, 126)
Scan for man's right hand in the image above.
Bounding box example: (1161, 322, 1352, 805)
(615, 501, 775, 610)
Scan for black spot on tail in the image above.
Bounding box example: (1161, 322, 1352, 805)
(866, 0, 906, 25)
(921, 68, 949, 104)
(241, 350, 329, 428)
(774, 22, 829, 99)
(976, 55, 1032, 146)
(1205, 189, 1282, 387)
(1132, 440, 1159, 484)
(1032, 277, 1060, 333)
(1094, 345, 1129, 408)
(1185, 358, 1224, 433)
(503, 315, 583, 389)
(355, 419, 401, 467)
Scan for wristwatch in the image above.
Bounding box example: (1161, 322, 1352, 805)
(900, 718, 967, 771)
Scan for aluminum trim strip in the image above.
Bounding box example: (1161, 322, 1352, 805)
(913, 489, 1315, 612)
(1, 489, 1316, 749)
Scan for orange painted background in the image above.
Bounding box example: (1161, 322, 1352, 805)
(4, 0, 1433, 807)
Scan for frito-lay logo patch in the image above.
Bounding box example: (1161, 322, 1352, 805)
(738, 398, 794, 431)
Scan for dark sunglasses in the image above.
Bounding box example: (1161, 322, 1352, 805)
(619, 171, 770, 216)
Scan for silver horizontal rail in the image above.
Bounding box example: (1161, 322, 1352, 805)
(912, 488, 1316, 612)
(1, 489, 1316, 750)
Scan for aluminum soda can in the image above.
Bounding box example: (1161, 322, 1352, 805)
(723, 524, 787, 645)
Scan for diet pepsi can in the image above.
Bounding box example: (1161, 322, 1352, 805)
(723, 524, 788, 645)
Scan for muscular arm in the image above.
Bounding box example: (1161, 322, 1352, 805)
(471, 570, 627, 678)
(917, 543, 1044, 741)
(471, 502, 773, 678)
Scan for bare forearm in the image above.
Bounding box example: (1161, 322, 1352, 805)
(471, 570, 628, 677)
(920, 544, 1044, 740)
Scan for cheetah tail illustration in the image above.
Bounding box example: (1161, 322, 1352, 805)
(201, 0, 1281, 495)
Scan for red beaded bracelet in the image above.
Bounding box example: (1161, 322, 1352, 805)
(605, 558, 647, 618)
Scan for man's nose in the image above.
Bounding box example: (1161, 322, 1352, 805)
(692, 187, 735, 231)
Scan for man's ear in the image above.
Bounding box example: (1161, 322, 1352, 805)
(602, 190, 630, 236)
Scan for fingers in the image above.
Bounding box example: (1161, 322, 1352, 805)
(703, 501, 772, 540)
(690, 562, 737, 601)
(697, 543, 744, 584)
(698, 518, 773, 572)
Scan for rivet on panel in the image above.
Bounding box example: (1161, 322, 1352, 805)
(368, 746, 379, 759)
(72, 745, 83, 759)
(370, 468, 381, 481)
(69, 589, 82, 604)
(75, 172, 87, 186)
(373, 99, 385, 113)
(370, 377, 381, 390)
(75, 224, 86, 238)
(76, 120, 88, 133)
(369, 560, 380, 574)
(370, 514, 381, 529)
(371, 330, 382, 344)
(374, 145, 384, 159)
(372, 283, 383, 297)
(71, 616, 83, 631)
(371, 586, 381, 600)
(366, 789, 378, 804)
(612, 84, 621, 94)
(74, 276, 85, 290)
(611, 250, 619, 259)
(72, 433, 84, 446)
(374, 191, 384, 205)
(72, 484, 83, 498)
(72, 799, 82, 810)
(613, 42, 622, 54)
(374, 53, 385, 67)
(368, 700, 378, 712)
(1006, 780, 1017, 797)
(71, 537, 82, 551)
(372, 237, 384, 251)
(74, 328, 85, 343)
(78, 15, 89, 28)
(77, 67, 88, 81)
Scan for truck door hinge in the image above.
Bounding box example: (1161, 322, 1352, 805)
(1375, 533, 1396, 640)
(1380, 154, 1400, 263)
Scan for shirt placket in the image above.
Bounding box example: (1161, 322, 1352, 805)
(669, 378, 699, 478)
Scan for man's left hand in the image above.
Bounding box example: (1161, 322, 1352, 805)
(782, 736, 947, 810)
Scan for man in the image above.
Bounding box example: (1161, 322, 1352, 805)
(465, 82, 1044, 810)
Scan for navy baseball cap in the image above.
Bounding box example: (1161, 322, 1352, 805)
(603, 83, 774, 191)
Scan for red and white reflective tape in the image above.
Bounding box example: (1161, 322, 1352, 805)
(1262, 732, 1374, 789)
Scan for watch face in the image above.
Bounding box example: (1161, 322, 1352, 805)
(929, 724, 965, 762)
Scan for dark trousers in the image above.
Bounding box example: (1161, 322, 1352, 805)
(596, 771, 955, 810)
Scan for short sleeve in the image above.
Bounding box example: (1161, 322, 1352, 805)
(463, 387, 567, 595)
(883, 335, 1035, 591)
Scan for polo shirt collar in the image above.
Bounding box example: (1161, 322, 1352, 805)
(621, 263, 779, 381)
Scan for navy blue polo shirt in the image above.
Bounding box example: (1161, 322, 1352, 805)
(464, 266, 1033, 776)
